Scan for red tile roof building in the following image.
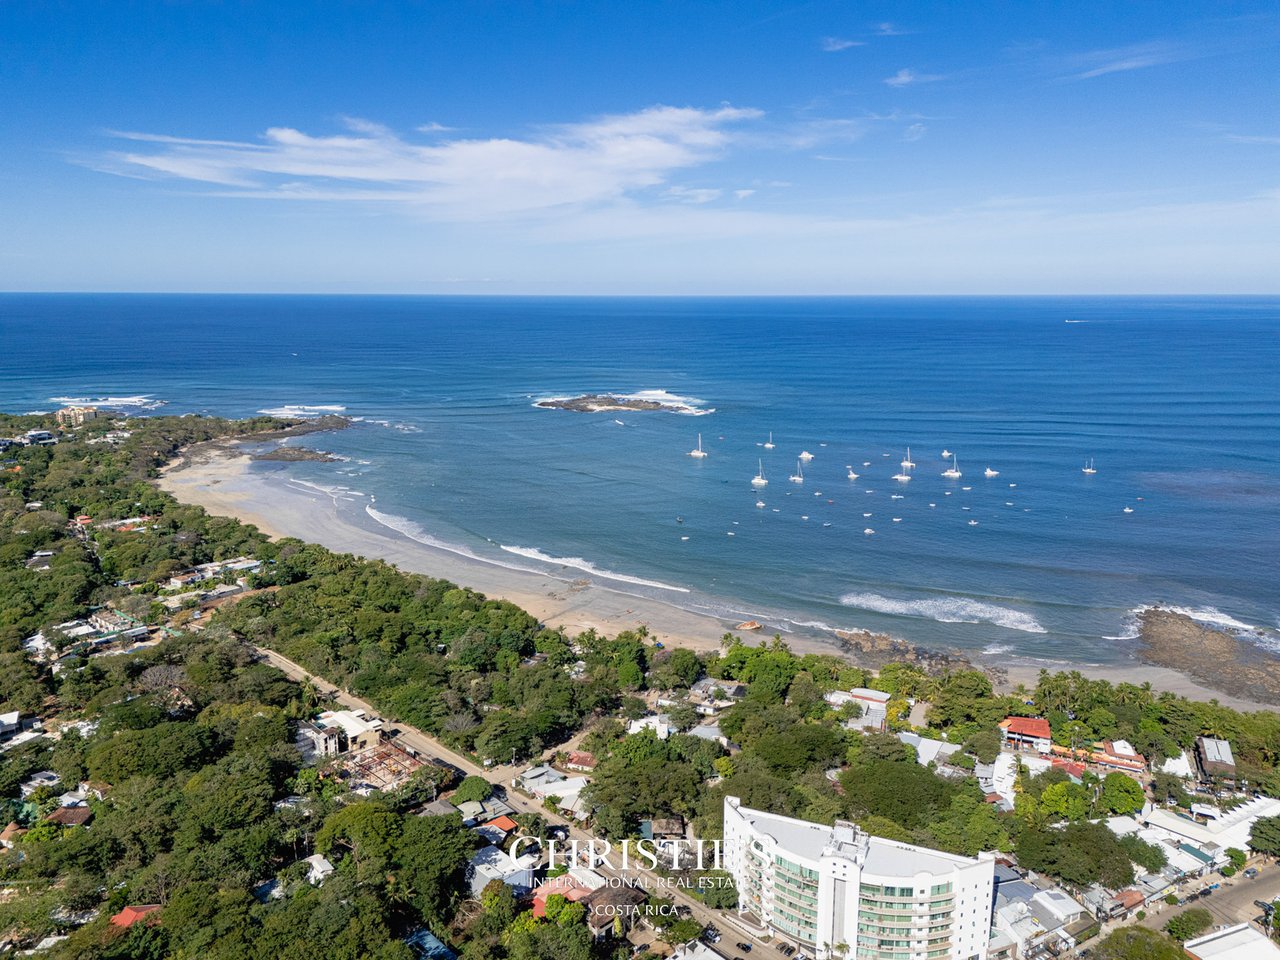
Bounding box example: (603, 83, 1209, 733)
(110, 904, 161, 928)
(1000, 716, 1052, 740)
(1114, 889, 1145, 913)
(531, 874, 591, 918)
(1000, 716, 1053, 756)
(0, 821, 25, 848)
(44, 806, 94, 827)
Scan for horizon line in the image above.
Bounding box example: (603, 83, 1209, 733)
(3, 290, 1279, 299)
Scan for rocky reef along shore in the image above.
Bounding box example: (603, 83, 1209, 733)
(535, 394, 700, 414)
(250, 446, 341, 463)
(833, 627, 988, 678)
(1138, 606, 1280, 706)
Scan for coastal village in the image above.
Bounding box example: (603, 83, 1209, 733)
(3, 409, 1280, 960)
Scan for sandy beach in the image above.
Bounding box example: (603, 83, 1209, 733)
(158, 440, 1277, 713)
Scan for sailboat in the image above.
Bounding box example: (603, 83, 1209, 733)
(751, 460, 768, 487)
(1082, 458, 1097, 475)
(901, 447, 915, 470)
(942, 455, 962, 479)
(846, 465, 859, 480)
(763, 432, 775, 450)
(984, 467, 999, 478)
(799, 450, 814, 462)
(891, 466, 911, 482)
(688, 433, 708, 459)
(789, 459, 804, 484)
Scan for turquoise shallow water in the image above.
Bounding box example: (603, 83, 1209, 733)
(2, 294, 1278, 663)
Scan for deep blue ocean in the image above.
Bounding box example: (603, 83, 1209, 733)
(3, 294, 1278, 665)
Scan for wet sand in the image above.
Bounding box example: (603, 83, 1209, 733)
(159, 441, 792, 658)
(157, 441, 1277, 713)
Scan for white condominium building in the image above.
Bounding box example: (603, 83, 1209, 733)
(723, 797, 994, 960)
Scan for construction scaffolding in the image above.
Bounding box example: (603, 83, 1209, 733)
(337, 742, 425, 792)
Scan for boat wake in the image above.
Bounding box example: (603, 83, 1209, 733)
(499, 544, 690, 593)
(839, 591, 1048, 634)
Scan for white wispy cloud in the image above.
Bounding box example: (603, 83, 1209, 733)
(734, 189, 756, 200)
(902, 123, 927, 142)
(820, 36, 864, 52)
(1068, 40, 1194, 79)
(876, 22, 908, 36)
(884, 68, 942, 87)
(665, 186, 722, 204)
(1224, 133, 1280, 145)
(96, 106, 761, 219)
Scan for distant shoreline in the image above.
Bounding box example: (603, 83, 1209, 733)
(156, 436, 1278, 712)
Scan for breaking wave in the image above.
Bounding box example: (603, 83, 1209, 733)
(1150, 605, 1260, 633)
(838, 591, 1047, 634)
(533, 388, 714, 416)
(365, 506, 528, 571)
(50, 394, 165, 410)
(499, 545, 690, 593)
(285, 478, 364, 500)
(353, 417, 422, 433)
(257, 404, 347, 418)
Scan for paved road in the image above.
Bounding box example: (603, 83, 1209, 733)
(1134, 862, 1280, 937)
(255, 645, 777, 955)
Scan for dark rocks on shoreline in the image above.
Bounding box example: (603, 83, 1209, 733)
(535, 394, 687, 414)
(250, 446, 341, 463)
(1137, 607, 1280, 706)
(833, 627, 980, 677)
(254, 414, 353, 439)
(163, 416, 353, 474)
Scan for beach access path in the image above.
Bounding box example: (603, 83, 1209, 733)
(253, 645, 777, 951)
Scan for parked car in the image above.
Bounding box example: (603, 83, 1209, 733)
(736, 944, 752, 953)
(1245, 867, 1259, 879)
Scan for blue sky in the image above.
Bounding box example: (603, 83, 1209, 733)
(2, 1, 1277, 293)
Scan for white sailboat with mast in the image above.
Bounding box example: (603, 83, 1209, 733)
(942, 455, 962, 479)
(688, 433, 708, 458)
(751, 460, 768, 487)
(789, 459, 804, 484)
